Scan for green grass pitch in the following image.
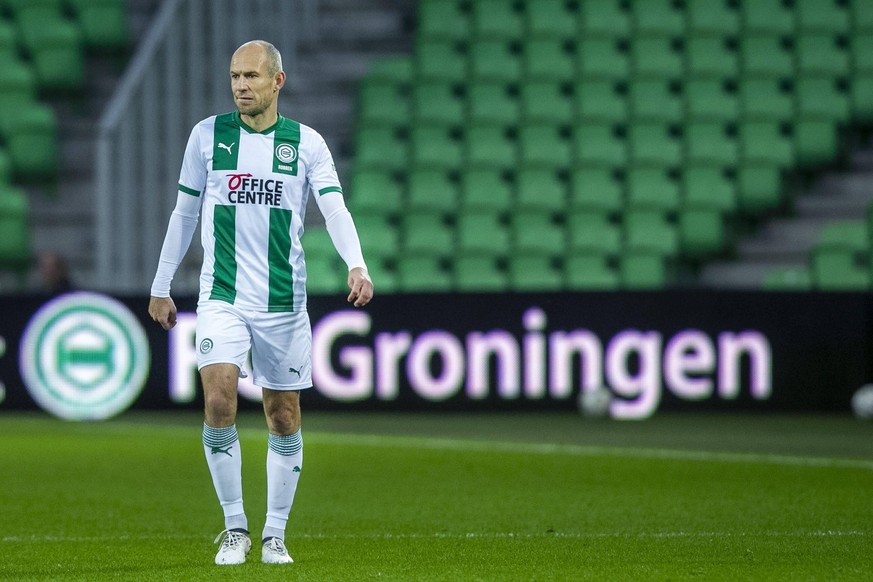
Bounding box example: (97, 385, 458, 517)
(1, 410, 872, 581)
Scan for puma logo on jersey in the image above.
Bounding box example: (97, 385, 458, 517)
(289, 366, 302, 378)
(218, 142, 235, 154)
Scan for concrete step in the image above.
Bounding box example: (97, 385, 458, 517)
(699, 260, 807, 289)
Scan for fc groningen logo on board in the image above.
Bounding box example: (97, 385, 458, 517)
(19, 292, 150, 421)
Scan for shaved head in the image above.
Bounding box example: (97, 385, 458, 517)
(234, 40, 283, 76)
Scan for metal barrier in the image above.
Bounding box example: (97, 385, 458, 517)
(95, 0, 316, 293)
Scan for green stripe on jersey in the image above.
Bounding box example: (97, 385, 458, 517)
(273, 117, 301, 176)
(179, 183, 201, 197)
(210, 205, 237, 303)
(318, 186, 343, 196)
(212, 112, 240, 171)
(267, 208, 294, 311)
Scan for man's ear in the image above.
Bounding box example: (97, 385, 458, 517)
(274, 70, 286, 92)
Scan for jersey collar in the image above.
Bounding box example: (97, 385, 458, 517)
(233, 110, 285, 135)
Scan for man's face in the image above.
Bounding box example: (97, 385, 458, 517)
(230, 45, 279, 118)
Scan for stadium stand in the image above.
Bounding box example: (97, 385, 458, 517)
(343, 0, 873, 293)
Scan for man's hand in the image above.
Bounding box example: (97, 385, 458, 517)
(347, 267, 374, 307)
(149, 296, 178, 330)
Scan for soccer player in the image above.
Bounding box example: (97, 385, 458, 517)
(148, 40, 373, 565)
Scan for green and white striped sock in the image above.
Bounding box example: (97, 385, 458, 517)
(203, 423, 247, 532)
(263, 430, 303, 541)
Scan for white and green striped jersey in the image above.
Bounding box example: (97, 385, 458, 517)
(177, 111, 344, 312)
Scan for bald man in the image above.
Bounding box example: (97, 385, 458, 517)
(149, 40, 373, 566)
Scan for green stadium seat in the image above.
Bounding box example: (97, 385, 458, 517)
(632, 0, 686, 36)
(0, 59, 38, 110)
(508, 253, 564, 291)
(355, 214, 399, 261)
(515, 167, 567, 213)
(794, 120, 840, 167)
(518, 125, 572, 168)
(579, 0, 631, 38)
(305, 257, 346, 295)
(0, 149, 12, 185)
(302, 227, 338, 261)
(0, 19, 19, 58)
(685, 79, 739, 122)
(854, 1, 873, 32)
(1, 104, 58, 180)
(471, 0, 523, 40)
(365, 56, 414, 84)
(574, 79, 628, 123)
(850, 34, 873, 120)
(795, 0, 850, 35)
(817, 220, 868, 252)
(467, 82, 520, 126)
(741, 0, 795, 35)
(796, 33, 850, 77)
(737, 163, 782, 214)
(740, 77, 793, 122)
(851, 33, 873, 72)
(468, 39, 521, 82)
(465, 124, 517, 170)
(349, 169, 402, 219)
(739, 121, 794, 168)
(626, 167, 681, 212)
(631, 36, 684, 78)
(684, 122, 738, 166)
(573, 122, 628, 168)
(406, 168, 458, 214)
(520, 81, 573, 124)
(623, 209, 679, 257)
(511, 210, 565, 256)
(358, 80, 409, 128)
(410, 126, 462, 169)
(567, 211, 622, 256)
(412, 81, 464, 126)
(460, 168, 513, 213)
(628, 79, 683, 122)
(678, 207, 726, 259)
(416, 0, 469, 41)
(853, 77, 873, 122)
(415, 39, 466, 82)
(683, 166, 737, 215)
(397, 255, 452, 292)
(577, 38, 630, 80)
(564, 252, 620, 290)
(627, 122, 682, 167)
(354, 126, 408, 171)
(569, 167, 624, 215)
(399, 218, 449, 264)
(810, 246, 869, 290)
(25, 17, 86, 92)
(740, 35, 794, 78)
(453, 255, 508, 292)
(761, 266, 812, 290)
(685, 36, 739, 80)
(686, 0, 740, 36)
(0, 186, 30, 277)
(66, 0, 130, 52)
(619, 251, 668, 289)
(526, 0, 578, 39)
(457, 210, 510, 256)
(523, 39, 574, 81)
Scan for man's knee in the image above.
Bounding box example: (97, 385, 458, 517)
(201, 364, 239, 426)
(264, 390, 301, 435)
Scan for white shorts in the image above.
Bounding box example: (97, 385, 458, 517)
(196, 300, 313, 390)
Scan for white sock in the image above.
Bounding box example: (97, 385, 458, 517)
(263, 430, 303, 541)
(202, 423, 247, 532)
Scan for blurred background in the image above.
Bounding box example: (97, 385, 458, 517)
(1, 0, 873, 420)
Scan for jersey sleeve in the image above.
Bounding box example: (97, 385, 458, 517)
(150, 125, 207, 296)
(306, 135, 344, 198)
(178, 123, 208, 195)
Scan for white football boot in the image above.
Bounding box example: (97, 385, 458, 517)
(213, 529, 252, 565)
(261, 536, 294, 564)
